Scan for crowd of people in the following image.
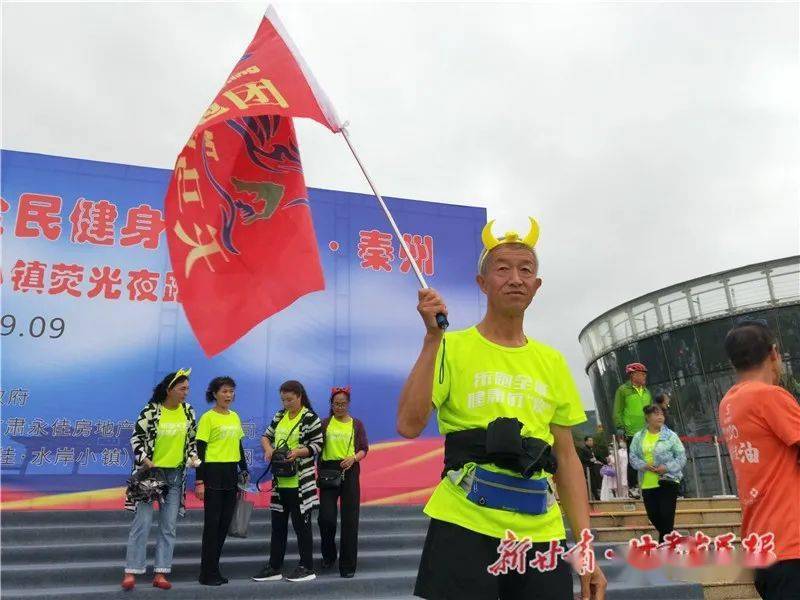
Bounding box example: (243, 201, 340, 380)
(120, 373, 368, 590)
(577, 362, 687, 544)
(114, 217, 797, 600)
(580, 319, 800, 600)
(579, 365, 684, 500)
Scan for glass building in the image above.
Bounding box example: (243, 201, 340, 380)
(579, 256, 800, 497)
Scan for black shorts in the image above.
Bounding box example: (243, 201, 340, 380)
(755, 559, 800, 600)
(414, 518, 574, 600)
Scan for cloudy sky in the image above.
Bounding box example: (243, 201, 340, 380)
(3, 1, 798, 407)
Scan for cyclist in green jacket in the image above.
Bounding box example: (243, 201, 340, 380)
(613, 363, 651, 497)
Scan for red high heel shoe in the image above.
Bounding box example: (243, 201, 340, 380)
(121, 574, 135, 591)
(152, 574, 172, 590)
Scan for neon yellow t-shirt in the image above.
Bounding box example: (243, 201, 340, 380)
(641, 431, 660, 490)
(152, 405, 188, 468)
(322, 417, 355, 461)
(196, 409, 243, 463)
(274, 408, 305, 489)
(424, 327, 587, 542)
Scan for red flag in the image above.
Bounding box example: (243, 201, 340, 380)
(165, 6, 341, 356)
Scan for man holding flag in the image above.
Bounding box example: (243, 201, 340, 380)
(163, 8, 605, 598)
(397, 219, 607, 600)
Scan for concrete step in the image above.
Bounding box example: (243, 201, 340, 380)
(0, 530, 429, 564)
(0, 578, 706, 600)
(0, 506, 710, 600)
(1, 548, 422, 588)
(0, 571, 705, 600)
(0, 568, 421, 600)
(593, 523, 742, 543)
(0, 547, 629, 590)
(0, 504, 423, 525)
(590, 509, 741, 529)
(702, 582, 760, 600)
(0, 513, 429, 545)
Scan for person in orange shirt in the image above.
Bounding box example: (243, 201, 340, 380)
(719, 319, 800, 600)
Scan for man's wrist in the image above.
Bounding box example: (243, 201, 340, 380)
(423, 332, 444, 345)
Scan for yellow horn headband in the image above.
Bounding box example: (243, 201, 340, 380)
(478, 217, 540, 271)
(168, 368, 191, 388)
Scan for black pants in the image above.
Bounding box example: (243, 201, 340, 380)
(414, 519, 573, 600)
(200, 487, 237, 579)
(269, 487, 313, 570)
(626, 436, 638, 490)
(589, 464, 602, 501)
(755, 559, 800, 600)
(318, 462, 361, 575)
(641, 481, 680, 543)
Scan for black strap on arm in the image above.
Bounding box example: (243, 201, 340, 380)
(196, 440, 208, 481)
(238, 440, 248, 472)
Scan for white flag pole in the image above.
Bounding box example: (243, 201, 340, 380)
(339, 124, 448, 329)
(339, 126, 426, 288)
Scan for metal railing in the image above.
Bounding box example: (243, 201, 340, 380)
(579, 256, 800, 367)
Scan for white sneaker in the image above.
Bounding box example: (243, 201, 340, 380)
(252, 566, 282, 581)
(286, 565, 316, 582)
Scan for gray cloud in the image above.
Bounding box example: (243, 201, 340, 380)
(3, 2, 798, 407)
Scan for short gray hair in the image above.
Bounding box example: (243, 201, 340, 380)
(479, 243, 539, 276)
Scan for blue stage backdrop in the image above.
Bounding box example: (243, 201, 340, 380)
(0, 149, 486, 505)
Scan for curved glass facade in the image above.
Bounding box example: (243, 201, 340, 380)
(580, 256, 800, 497)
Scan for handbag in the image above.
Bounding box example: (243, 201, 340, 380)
(317, 468, 344, 489)
(600, 465, 616, 478)
(228, 491, 254, 538)
(317, 422, 355, 489)
(270, 446, 298, 478)
(269, 414, 304, 478)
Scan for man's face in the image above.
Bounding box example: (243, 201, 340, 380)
(477, 245, 541, 314)
(585, 438, 594, 448)
(631, 371, 647, 387)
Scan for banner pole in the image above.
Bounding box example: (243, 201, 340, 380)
(339, 126, 426, 287)
(339, 125, 448, 329)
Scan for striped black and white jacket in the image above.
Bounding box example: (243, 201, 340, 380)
(263, 408, 323, 515)
(124, 401, 198, 516)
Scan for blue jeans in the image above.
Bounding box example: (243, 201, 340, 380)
(124, 468, 183, 574)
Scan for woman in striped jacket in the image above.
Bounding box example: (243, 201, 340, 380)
(252, 380, 323, 583)
(121, 369, 198, 591)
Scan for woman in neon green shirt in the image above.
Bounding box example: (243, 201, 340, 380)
(122, 369, 198, 591)
(629, 404, 687, 543)
(318, 386, 369, 578)
(195, 376, 249, 586)
(252, 381, 323, 583)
